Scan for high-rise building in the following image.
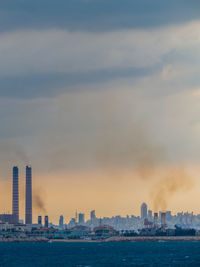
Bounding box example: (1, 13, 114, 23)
(38, 216, 42, 225)
(90, 210, 96, 221)
(59, 215, 64, 228)
(12, 166, 19, 223)
(25, 166, 32, 224)
(44, 215, 49, 228)
(154, 212, 158, 228)
(166, 211, 172, 221)
(141, 203, 147, 220)
(161, 212, 167, 228)
(148, 210, 153, 221)
(78, 213, 85, 224)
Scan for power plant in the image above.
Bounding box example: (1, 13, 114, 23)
(0, 166, 33, 224)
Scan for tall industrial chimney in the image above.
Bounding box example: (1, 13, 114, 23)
(12, 166, 19, 223)
(25, 166, 32, 224)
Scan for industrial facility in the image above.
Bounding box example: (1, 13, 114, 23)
(0, 166, 32, 224)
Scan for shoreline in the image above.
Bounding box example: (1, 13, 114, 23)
(0, 238, 48, 242)
(51, 236, 200, 242)
(105, 236, 200, 242)
(1, 236, 200, 242)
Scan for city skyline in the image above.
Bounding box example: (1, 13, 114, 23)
(0, 166, 199, 225)
(2, 165, 199, 231)
(0, 1, 200, 223)
(1, 165, 200, 223)
(1, 1, 200, 266)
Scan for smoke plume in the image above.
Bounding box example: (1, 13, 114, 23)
(151, 168, 194, 211)
(95, 119, 164, 180)
(33, 191, 46, 213)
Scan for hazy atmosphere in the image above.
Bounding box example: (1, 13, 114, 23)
(1, 0, 200, 223)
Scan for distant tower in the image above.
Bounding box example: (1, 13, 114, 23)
(148, 210, 153, 221)
(141, 203, 147, 220)
(59, 215, 64, 229)
(25, 166, 32, 224)
(44, 215, 49, 228)
(90, 210, 96, 221)
(12, 166, 19, 223)
(161, 212, 167, 229)
(38, 216, 42, 225)
(78, 213, 85, 224)
(154, 212, 158, 228)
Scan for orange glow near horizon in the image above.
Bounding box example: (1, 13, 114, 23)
(0, 165, 199, 224)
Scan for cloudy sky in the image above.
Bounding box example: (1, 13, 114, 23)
(1, 0, 200, 223)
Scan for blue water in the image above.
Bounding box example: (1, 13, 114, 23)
(0, 241, 200, 266)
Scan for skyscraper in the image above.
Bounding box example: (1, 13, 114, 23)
(25, 166, 32, 224)
(161, 212, 166, 228)
(148, 210, 153, 221)
(38, 216, 42, 225)
(59, 215, 64, 229)
(154, 212, 158, 228)
(90, 210, 96, 221)
(44, 215, 49, 228)
(141, 203, 147, 220)
(78, 213, 85, 224)
(12, 166, 19, 223)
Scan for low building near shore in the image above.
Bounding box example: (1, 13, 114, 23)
(93, 225, 118, 239)
(0, 214, 16, 224)
(68, 225, 91, 239)
(0, 222, 26, 232)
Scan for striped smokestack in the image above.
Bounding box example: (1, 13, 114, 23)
(12, 166, 19, 223)
(25, 166, 32, 224)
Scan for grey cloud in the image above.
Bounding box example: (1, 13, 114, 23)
(1, 20, 200, 99)
(0, 78, 199, 176)
(0, 0, 200, 33)
(0, 85, 198, 175)
(0, 1, 200, 177)
(0, 66, 159, 98)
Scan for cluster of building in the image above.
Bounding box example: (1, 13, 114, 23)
(1, 167, 200, 240)
(63, 204, 199, 233)
(0, 166, 119, 240)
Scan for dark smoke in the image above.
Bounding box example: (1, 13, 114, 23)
(33, 192, 46, 213)
(0, 143, 30, 179)
(151, 168, 194, 211)
(13, 149, 30, 165)
(94, 105, 194, 209)
(95, 120, 164, 179)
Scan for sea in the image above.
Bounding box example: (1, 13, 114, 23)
(0, 241, 200, 266)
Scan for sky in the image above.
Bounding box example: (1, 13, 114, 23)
(1, 0, 200, 223)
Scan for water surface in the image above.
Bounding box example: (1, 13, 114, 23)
(0, 241, 200, 266)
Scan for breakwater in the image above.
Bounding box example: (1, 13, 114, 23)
(0, 237, 48, 242)
(106, 236, 200, 242)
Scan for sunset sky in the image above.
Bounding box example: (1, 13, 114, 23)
(1, 1, 200, 223)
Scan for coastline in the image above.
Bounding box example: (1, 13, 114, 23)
(0, 238, 48, 242)
(1, 236, 200, 242)
(105, 236, 200, 242)
(49, 236, 200, 242)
